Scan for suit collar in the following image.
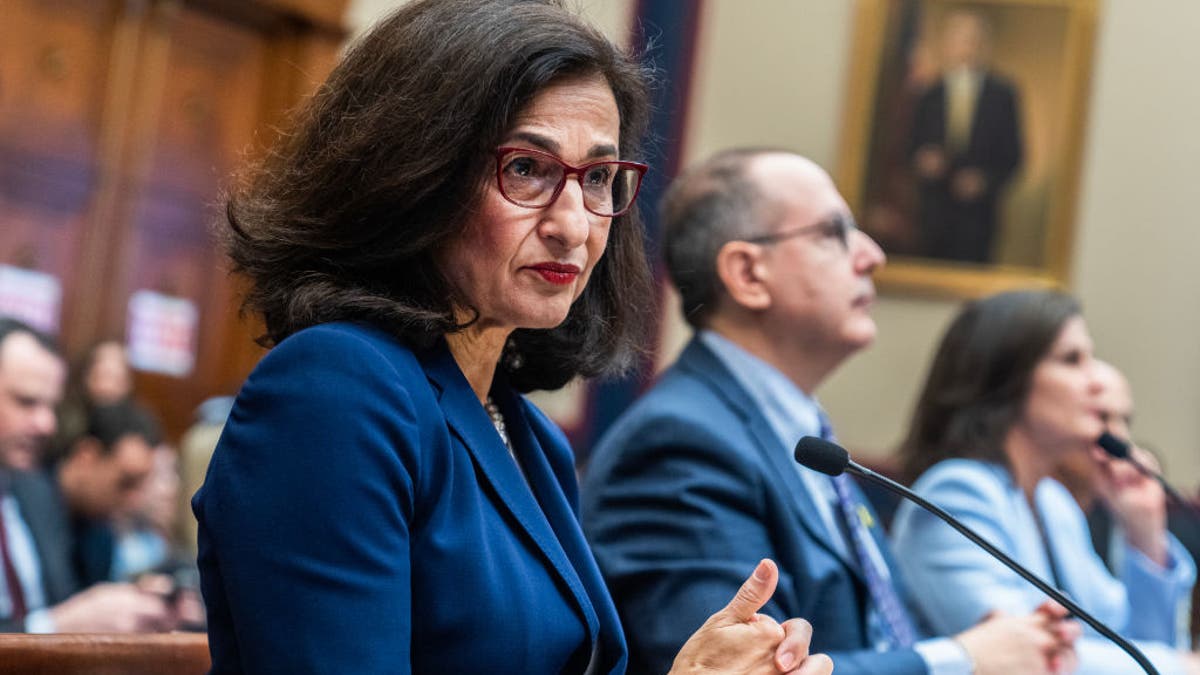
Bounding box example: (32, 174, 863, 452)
(675, 337, 866, 580)
(506, 397, 626, 674)
(420, 341, 612, 670)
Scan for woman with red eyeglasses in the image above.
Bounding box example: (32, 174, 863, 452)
(192, 1, 830, 674)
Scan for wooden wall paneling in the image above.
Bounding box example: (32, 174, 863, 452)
(203, 18, 346, 398)
(1, 0, 349, 441)
(0, 0, 137, 348)
(108, 2, 276, 440)
(259, 0, 351, 32)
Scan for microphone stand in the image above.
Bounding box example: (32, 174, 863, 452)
(846, 460, 1161, 675)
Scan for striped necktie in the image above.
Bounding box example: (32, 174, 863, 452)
(819, 412, 917, 648)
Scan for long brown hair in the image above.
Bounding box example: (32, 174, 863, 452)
(898, 289, 1081, 483)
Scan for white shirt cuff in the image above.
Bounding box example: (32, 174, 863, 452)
(24, 607, 56, 633)
(914, 637, 974, 675)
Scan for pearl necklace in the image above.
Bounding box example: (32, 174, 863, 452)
(484, 396, 511, 450)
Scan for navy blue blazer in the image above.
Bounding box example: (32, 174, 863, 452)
(581, 339, 926, 675)
(194, 323, 625, 674)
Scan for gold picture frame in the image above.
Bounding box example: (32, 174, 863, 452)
(836, 0, 1099, 298)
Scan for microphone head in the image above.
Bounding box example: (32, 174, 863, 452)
(1096, 431, 1130, 460)
(794, 436, 850, 476)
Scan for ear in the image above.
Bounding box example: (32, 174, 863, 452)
(715, 240, 772, 312)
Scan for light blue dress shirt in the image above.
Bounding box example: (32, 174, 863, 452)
(891, 458, 1195, 675)
(700, 331, 972, 675)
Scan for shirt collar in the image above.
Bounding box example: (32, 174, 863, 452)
(698, 330, 823, 452)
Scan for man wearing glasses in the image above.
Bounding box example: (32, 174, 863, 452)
(581, 149, 1077, 675)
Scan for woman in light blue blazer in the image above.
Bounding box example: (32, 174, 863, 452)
(192, 1, 829, 674)
(891, 290, 1198, 674)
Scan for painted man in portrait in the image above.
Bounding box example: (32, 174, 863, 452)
(910, 9, 1023, 264)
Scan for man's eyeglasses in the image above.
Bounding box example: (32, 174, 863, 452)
(740, 214, 858, 251)
(494, 146, 648, 218)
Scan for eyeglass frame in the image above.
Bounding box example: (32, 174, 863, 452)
(739, 213, 858, 251)
(493, 146, 649, 218)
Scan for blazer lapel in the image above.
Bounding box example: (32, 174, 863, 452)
(420, 344, 600, 657)
(504, 393, 623, 674)
(11, 473, 77, 604)
(676, 339, 865, 581)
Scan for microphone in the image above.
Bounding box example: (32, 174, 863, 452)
(794, 436, 1160, 675)
(1096, 433, 1200, 518)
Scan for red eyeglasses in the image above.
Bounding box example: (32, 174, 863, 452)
(493, 146, 648, 218)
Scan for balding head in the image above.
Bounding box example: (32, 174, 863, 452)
(662, 148, 806, 328)
(0, 320, 66, 471)
(1094, 360, 1133, 440)
(662, 150, 886, 391)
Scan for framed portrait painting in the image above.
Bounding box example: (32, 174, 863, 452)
(837, 0, 1099, 297)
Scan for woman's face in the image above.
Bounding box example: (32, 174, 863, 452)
(440, 73, 621, 332)
(1018, 315, 1106, 453)
(86, 342, 132, 405)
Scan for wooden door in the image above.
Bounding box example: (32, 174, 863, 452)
(0, 0, 127, 340)
(0, 0, 346, 441)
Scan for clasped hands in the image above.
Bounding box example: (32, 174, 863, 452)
(669, 559, 833, 675)
(956, 601, 1081, 675)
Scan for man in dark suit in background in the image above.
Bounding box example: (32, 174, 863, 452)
(581, 149, 1076, 674)
(54, 400, 159, 587)
(910, 9, 1023, 264)
(0, 318, 171, 632)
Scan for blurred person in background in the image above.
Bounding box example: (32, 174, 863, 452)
(53, 400, 160, 588)
(53, 339, 136, 465)
(0, 318, 174, 633)
(113, 443, 179, 581)
(582, 149, 1075, 675)
(1056, 360, 1200, 645)
(112, 443, 206, 630)
(892, 289, 1199, 674)
(177, 396, 233, 556)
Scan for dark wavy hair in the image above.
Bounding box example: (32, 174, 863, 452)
(221, 0, 653, 392)
(898, 289, 1081, 483)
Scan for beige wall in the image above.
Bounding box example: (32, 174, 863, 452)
(346, 0, 1200, 486)
(1070, 0, 1200, 484)
(684, 0, 1200, 486)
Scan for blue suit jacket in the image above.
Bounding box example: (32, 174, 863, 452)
(194, 323, 625, 674)
(581, 339, 926, 675)
(892, 459, 1196, 674)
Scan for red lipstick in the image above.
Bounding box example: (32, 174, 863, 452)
(527, 262, 580, 285)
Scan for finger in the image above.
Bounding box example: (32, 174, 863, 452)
(790, 652, 834, 675)
(1052, 619, 1082, 645)
(135, 573, 174, 596)
(976, 608, 1004, 624)
(1133, 446, 1162, 473)
(721, 559, 778, 623)
(1034, 599, 1069, 620)
(775, 618, 813, 671)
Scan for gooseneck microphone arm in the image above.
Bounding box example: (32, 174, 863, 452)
(1097, 432, 1200, 520)
(794, 436, 1159, 675)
